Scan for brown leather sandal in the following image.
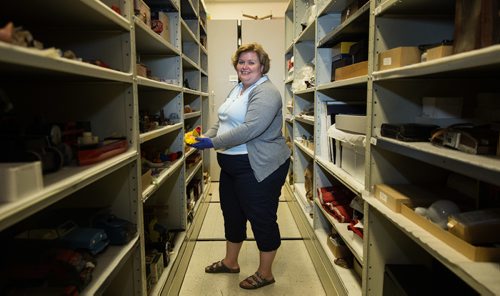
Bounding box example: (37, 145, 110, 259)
(205, 260, 240, 273)
(239, 272, 275, 289)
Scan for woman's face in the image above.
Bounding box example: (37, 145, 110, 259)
(236, 51, 264, 88)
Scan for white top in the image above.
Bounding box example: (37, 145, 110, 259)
(217, 76, 268, 154)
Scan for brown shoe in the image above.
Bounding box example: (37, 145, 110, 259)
(205, 260, 240, 273)
(239, 272, 275, 289)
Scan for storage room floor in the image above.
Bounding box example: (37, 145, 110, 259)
(179, 182, 326, 295)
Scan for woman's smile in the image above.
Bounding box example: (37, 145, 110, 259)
(237, 51, 263, 89)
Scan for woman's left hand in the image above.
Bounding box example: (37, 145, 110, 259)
(191, 137, 214, 150)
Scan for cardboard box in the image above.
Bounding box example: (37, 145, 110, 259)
(378, 47, 421, 71)
(374, 184, 411, 213)
(331, 54, 352, 81)
(401, 203, 500, 261)
(335, 61, 368, 80)
(0, 162, 43, 202)
(335, 114, 366, 134)
(374, 184, 441, 213)
(426, 45, 453, 61)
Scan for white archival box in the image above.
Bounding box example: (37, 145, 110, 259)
(0, 161, 43, 202)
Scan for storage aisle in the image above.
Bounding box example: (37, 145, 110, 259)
(179, 182, 326, 295)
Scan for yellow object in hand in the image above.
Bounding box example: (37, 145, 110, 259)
(184, 126, 201, 145)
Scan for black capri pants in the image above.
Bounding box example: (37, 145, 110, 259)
(217, 153, 290, 252)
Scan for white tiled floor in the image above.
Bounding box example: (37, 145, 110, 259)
(179, 182, 326, 295)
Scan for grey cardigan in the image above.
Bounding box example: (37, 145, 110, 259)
(204, 79, 291, 182)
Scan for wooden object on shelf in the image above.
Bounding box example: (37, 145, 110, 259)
(447, 209, 500, 244)
(374, 184, 412, 213)
(426, 45, 454, 61)
(374, 184, 442, 213)
(334, 61, 368, 80)
(378, 47, 421, 71)
(401, 203, 500, 261)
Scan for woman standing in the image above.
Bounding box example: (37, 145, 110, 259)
(190, 42, 290, 290)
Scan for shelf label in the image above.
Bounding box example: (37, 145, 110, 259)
(379, 191, 388, 203)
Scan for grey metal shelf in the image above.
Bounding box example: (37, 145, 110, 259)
(373, 137, 500, 187)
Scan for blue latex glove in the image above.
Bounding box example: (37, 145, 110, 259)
(191, 137, 213, 150)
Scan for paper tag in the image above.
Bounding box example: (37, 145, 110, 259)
(383, 57, 392, 65)
(379, 191, 388, 203)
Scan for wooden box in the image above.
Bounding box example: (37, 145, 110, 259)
(374, 184, 411, 213)
(334, 60, 368, 80)
(374, 184, 440, 213)
(401, 203, 500, 261)
(378, 47, 421, 71)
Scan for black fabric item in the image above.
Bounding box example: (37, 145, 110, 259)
(381, 123, 439, 142)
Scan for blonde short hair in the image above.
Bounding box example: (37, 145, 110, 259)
(231, 43, 271, 74)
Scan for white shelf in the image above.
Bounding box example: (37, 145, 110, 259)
(365, 194, 500, 295)
(316, 75, 368, 90)
(293, 183, 314, 227)
(184, 110, 202, 119)
(287, 0, 500, 294)
(315, 199, 364, 263)
(316, 156, 364, 194)
(373, 136, 500, 187)
(142, 158, 185, 203)
(0, 43, 133, 83)
(372, 44, 500, 81)
(1, 1, 209, 294)
(139, 123, 183, 144)
(0, 151, 137, 231)
(84, 236, 140, 295)
(295, 140, 315, 159)
(137, 76, 182, 91)
(134, 17, 180, 55)
(185, 161, 202, 185)
(315, 227, 362, 296)
(150, 230, 187, 295)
